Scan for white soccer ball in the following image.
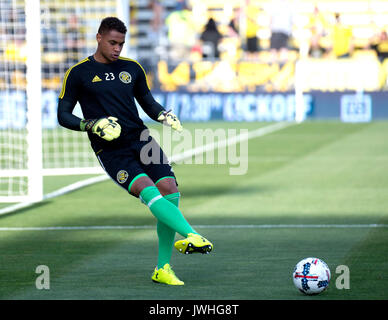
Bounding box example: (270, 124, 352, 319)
(292, 257, 331, 295)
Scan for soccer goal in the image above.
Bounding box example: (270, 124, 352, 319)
(0, 0, 129, 203)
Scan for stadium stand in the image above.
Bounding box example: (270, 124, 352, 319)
(3, 0, 388, 92)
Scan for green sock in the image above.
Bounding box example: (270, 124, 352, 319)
(157, 192, 180, 269)
(164, 192, 180, 208)
(140, 186, 196, 238)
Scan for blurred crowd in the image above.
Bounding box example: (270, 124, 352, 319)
(153, 0, 388, 64)
(2, 0, 388, 92)
(2, 0, 388, 65)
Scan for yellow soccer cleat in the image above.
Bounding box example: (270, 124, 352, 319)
(151, 264, 184, 286)
(174, 233, 213, 255)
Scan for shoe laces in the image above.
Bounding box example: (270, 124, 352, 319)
(164, 264, 177, 276)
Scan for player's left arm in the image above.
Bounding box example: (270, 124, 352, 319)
(136, 91, 165, 122)
(134, 63, 182, 131)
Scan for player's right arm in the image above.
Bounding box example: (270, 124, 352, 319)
(57, 99, 83, 131)
(57, 67, 121, 141)
(57, 66, 83, 131)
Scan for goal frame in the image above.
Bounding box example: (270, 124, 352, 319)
(0, 0, 43, 203)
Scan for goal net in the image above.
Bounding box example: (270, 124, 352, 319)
(0, 0, 127, 203)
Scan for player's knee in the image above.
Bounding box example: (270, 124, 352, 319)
(129, 175, 155, 197)
(156, 177, 178, 196)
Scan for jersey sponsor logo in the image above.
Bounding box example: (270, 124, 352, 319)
(119, 71, 132, 84)
(92, 75, 102, 82)
(117, 170, 129, 184)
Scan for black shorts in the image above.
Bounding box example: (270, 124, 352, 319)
(96, 135, 177, 195)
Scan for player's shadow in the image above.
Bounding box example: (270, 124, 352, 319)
(178, 184, 267, 198)
(0, 201, 52, 219)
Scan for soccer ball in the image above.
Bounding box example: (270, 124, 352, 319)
(292, 257, 331, 295)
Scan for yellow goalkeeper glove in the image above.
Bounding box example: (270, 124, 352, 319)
(157, 110, 183, 132)
(81, 116, 121, 141)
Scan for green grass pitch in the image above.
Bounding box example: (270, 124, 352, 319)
(0, 121, 387, 300)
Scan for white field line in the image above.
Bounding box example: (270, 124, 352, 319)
(0, 175, 108, 216)
(169, 121, 292, 163)
(0, 224, 387, 232)
(0, 122, 293, 216)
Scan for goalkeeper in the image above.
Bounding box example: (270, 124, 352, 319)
(57, 17, 213, 286)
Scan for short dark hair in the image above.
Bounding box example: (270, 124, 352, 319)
(98, 17, 127, 34)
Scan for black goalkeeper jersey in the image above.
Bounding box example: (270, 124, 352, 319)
(58, 55, 163, 151)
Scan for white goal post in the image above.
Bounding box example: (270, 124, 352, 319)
(25, 0, 43, 203)
(0, 0, 43, 202)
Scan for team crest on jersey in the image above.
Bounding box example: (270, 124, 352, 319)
(117, 170, 129, 184)
(119, 71, 132, 84)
